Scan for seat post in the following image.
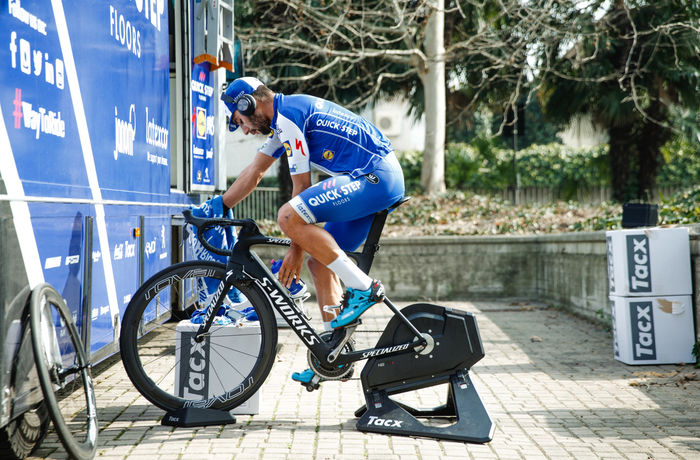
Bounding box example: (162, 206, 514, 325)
(353, 209, 390, 274)
(347, 196, 410, 275)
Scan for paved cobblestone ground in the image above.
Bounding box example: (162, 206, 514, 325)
(29, 300, 699, 459)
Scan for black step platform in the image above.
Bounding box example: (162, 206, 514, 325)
(355, 303, 494, 443)
(161, 407, 236, 428)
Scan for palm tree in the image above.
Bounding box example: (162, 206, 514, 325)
(542, 1, 700, 202)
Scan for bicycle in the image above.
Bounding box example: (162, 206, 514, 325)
(30, 283, 97, 460)
(119, 198, 494, 443)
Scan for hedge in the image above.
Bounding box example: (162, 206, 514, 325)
(398, 138, 700, 196)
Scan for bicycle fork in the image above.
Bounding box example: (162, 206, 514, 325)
(193, 278, 233, 343)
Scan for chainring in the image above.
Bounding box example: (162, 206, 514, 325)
(308, 331, 355, 380)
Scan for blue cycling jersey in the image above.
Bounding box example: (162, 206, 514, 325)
(259, 94, 394, 178)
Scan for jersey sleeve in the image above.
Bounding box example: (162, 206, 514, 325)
(259, 131, 285, 158)
(277, 114, 311, 176)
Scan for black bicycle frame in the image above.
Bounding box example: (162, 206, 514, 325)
(184, 210, 427, 368)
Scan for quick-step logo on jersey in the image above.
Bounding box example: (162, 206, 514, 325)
(626, 234, 651, 293)
(630, 301, 656, 360)
(314, 117, 359, 136)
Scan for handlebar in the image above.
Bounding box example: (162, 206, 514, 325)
(182, 209, 266, 257)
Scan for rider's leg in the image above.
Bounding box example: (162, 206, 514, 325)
(307, 256, 342, 330)
(278, 208, 371, 288)
(311, 217, 374, 329)
(279, 208, 384, 328)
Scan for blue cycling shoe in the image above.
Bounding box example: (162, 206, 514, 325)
(292, 368, 318, 384)
(292, 368, 322, 391)
(292, 365, 354, 391)
(330, 280, 385, 329)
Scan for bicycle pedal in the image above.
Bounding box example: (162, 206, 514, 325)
(303, 382, 320, 392)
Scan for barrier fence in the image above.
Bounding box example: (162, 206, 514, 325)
(236, 187, 281, 221)
(470, 185, 685, 205)
(236, 185, 686, 221)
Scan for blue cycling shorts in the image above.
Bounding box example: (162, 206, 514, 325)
(289, 152, 405, 251)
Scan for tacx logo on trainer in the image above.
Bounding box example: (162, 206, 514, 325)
(367, 416, 403, 428)
(626, 234, 651, 293)
(629, 301, 656, 360)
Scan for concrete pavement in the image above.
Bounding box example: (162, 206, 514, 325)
(29, 300, 699, 459)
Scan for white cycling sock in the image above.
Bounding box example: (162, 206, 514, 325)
(327, 256, 372, 291)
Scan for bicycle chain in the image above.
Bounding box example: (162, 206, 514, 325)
(307, 331, 356, 381)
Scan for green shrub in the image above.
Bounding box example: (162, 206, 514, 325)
(658, 137, 700, 188)
(659, 185, 700, 224)
(396, 149, 423, 192)
(399, 136, 699, 198)
(398, 142, 610, 194)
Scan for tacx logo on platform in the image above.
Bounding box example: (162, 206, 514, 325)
(626, 234, 651, 293)
(629, 301, 656, 360)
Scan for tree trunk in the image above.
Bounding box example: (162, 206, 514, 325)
(608, 124, 637, 203)
(608, 115, 670, 203)
(637, 104, 671, 200)
(419, 0, 446, 195)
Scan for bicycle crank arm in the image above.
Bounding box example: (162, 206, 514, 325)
(326, 323, 359, 364)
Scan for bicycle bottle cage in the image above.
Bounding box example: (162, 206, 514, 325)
(356, 303, 494, 443)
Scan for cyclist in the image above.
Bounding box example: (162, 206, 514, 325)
(219, 77, 405, 385)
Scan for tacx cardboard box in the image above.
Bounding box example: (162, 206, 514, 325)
(610, 295, 696, 365)
(174, 320, 260, 415)
(606, 227, 691, 297)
